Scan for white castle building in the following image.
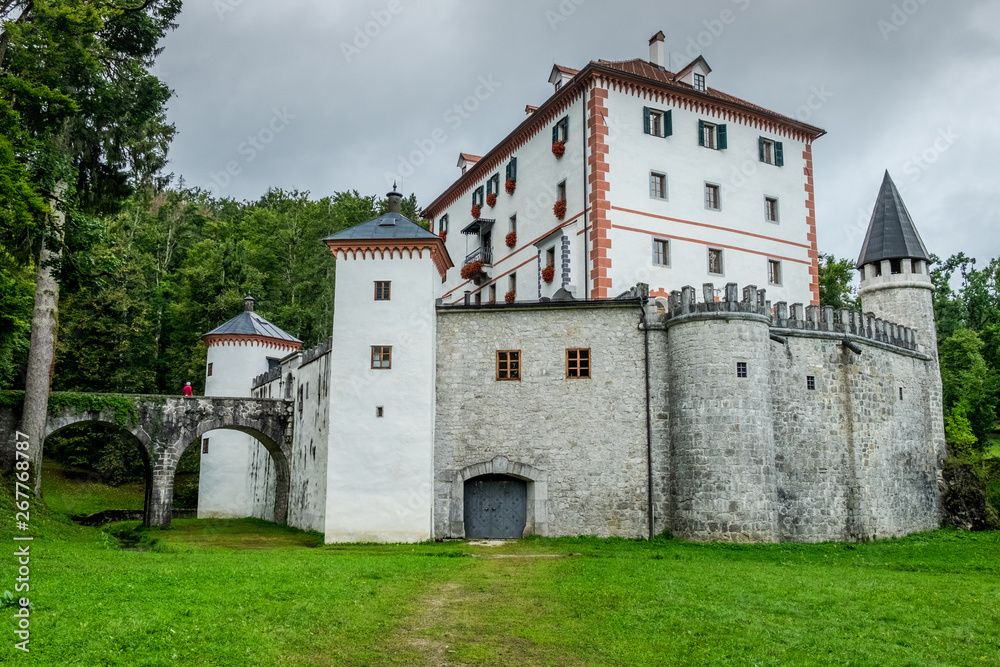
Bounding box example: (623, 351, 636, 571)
(197, 37, 945, 544)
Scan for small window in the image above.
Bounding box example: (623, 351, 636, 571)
(874, 262, 883, 277)
(305, 382, 309, 400)
(768, 259, 782, 285)
(737, 362, 748, 378)
(890, 259, 902, 275)
(708, 248, 724, 275)
(807, 376, 816, 391)
(207, 362, 213, 377)
(475, 292, 482, 305)
(705, 183, 721, 210)
(472, 186, 484, 208)
(557, 180, 566, 202)
(439, 214, 449, 234)
(202, 438, 210, 454)
(653, 239, 669, 267)
(567, 348, 591, 379)
(489, 284, 497, 304)
(694, 72, 706, 92)
(765, 196, 779, 222)
(486, 173, 500, 195)
(505, 157, 518, 182)
(509, 214, 517, 235)
(374, 281, 391, 301)
(899, 387, 904, 400)
(643, 107, 673, 138)
(376, 406, 384, 418)
(759, 137, 784, 167)
(552, 116, 569, 143)
(509, 272, 517, 300)
(497, 350, 521, 381)
(650, 172, 667, 200)
(699, 120, 726, 150)
(911, 260, 921, 274)
(371, 345, 392, 370)
(546, 247, 556, 269)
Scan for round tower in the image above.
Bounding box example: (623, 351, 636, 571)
(198, 296, 301, 519)
(666, 282, 778, 543)
(856, 171, 936, 358)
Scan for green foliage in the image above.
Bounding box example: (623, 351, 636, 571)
(945, 403, 979, 450)
(817, 253, 860, 310)
(939, 329, 999, 445)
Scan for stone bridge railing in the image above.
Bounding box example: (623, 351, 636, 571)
(0, 393, 293, 528)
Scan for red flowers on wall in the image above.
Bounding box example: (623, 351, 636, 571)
(471, 204, 481, 219)
(505, 178, 516, 195)
(460, 260, 484, 281)
(505, 290, 516, 304)
(486, 192, 497, 207)
(553, 199, 567, 220)
(542, 266, 556, 283)
(505, 232, 517, 248)
(552, 141, 566, 158)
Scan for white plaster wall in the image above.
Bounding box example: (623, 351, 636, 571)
(603, 88, 814, 304)
(198, 340, 288, 519)
(437, 95, 588, 305)
(325, 251, 439, 542)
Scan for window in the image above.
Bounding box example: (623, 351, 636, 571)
(807, 376, 816, 391)
(509, 273, 517, 295)
(653, 239, 669, 267)
(552, 115, 569, 143)
(694, 72, 706, 92)
(371, 345, 392, 369)
(472, 186, 484, 208)
(207, 362, 213, 377)
(650, 172, 667, 200)
(708, 248, 724, 275)
(566, 348, 591, 378)
(759, 137, 784, 166)
(546, 247, 556, 268)
(890, 259, 902, 275)
(557, 180, 566, 202)
(374, 281, 391, 301)
(698, 120, 727, 149)
(768, 260, 782, 285)
(439, 214, 449, 234)
(475, 292, 482, 305)
(376, 406, 384, 418)
(505, 157, 517, 182)
(899, 387, 904, 400)
(737, 362, 748, 378)
(911, 260, 921, 274)
(705, 183, 721, 210)
(873, 262, 883, 277)
(496, 350, 521, 380)
(486, 173, 500, 196)
(643, 107, 673, 138)
(489, 284, 497, 304)
(765, 196, 779, 222)
(509, 214, 516, 235)
(202, 438, 209, 454)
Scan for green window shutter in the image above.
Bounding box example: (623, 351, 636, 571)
(717, 124, 728, 150)
(563, 116, 568, 140)
(758, 137, 765, 162)
(552, 125, 559, 144)
(506, 161, 511, 181)
(664, 110, 673, 137)
(775, 142, 784, 167)
(511, 157, 517, 181)
(487, 179, 492, 195)
(698, 120, 705, 147)
(643, 107, 651, 135)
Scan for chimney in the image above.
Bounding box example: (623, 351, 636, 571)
(244, 295, 255, 312)
(525, 104, 538, 117)
(386, 182, 403, 214)
(649, 30, 665, 68)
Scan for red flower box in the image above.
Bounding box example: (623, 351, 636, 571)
(486, 192, 497, 207)
(460, 260, 484, 281)
(438, 231, 447, 242)
(471, 204, 481, 219)
(505, 178, 516, 195)
(505, 290, 516, 304)
(542, 266, 556, 283)
(505, 232, 517, 248)
(552, 141, 566, 158)
(553, 199, 567, 220)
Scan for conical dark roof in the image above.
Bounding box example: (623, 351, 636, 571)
(203, 297, 301, 343)
(322, 211, 438, 242)
(856, 171, 930, 268)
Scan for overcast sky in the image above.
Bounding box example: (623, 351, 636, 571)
(156, 0, 1000, 265)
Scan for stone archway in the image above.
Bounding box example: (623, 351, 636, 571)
(448, 456, 548, 538)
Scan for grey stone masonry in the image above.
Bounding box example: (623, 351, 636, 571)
(772, 302, 918, 352)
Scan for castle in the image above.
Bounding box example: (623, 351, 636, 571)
(196, 36, 945, 544)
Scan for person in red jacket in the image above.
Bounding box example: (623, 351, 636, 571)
(182, 382, 194, 397)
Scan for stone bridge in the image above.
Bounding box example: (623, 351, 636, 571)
(1, 395, 293, 528)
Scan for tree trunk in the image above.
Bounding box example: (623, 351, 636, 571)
(20, 186, 64, 495)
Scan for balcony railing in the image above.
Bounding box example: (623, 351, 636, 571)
(464, 245, 493, 267)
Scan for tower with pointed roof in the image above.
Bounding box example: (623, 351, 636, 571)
(857, 171, 936, 358)
(321, 187, 453, 542)
(198, 295, 302, 519)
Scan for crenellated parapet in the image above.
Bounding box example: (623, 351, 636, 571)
(771, 302, 919, 352)
(665, 282, 770, 321)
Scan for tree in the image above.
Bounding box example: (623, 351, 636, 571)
(817, 253, 860, 310)
(1, 0, 182, 490)
(939, 328, 999, 446)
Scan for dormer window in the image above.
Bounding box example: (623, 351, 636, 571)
(694, 73, 706, 92)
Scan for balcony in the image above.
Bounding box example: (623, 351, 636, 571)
(464, 245, 493, 267)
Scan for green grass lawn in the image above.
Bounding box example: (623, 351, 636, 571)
(39, 461, 197, 517)
(1, 479, 998, 666)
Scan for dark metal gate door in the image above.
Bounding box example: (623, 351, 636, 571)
(464, 474, 527, 539)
